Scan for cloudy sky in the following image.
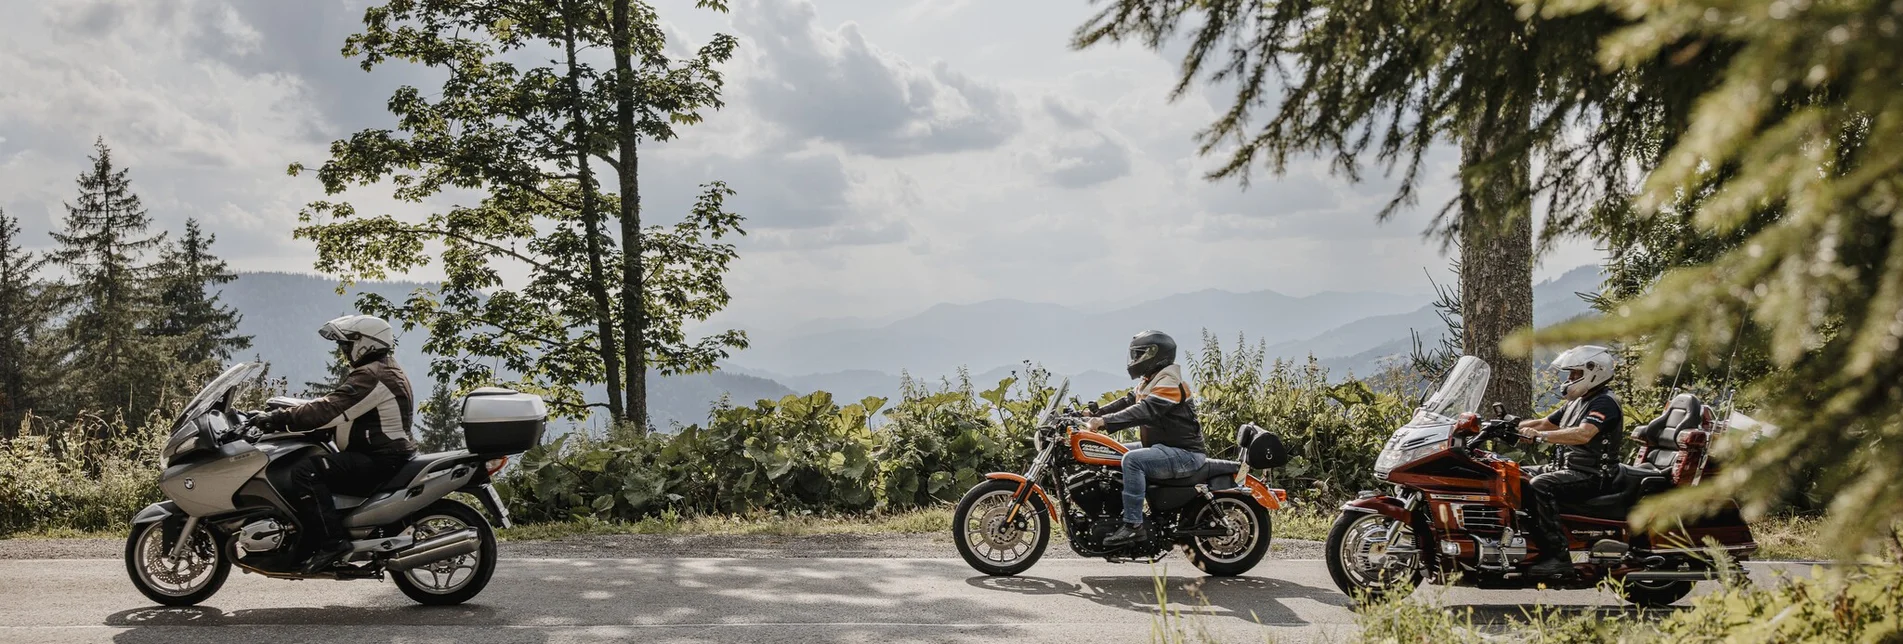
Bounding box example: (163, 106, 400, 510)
(0, 0, 1603, 333)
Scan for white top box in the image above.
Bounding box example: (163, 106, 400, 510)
(461, 387, 548, 424)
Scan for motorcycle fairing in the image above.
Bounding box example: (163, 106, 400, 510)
(1342, 496, 1411, 523)
(160, 440, 268, 517)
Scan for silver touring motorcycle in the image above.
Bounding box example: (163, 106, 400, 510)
(124, 362, 547, 606)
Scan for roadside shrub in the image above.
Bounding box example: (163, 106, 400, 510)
(0, 412, 166, 536)
(874, 370, 1045, 510)
(1190, 332, 1413, 501)
(1657, 564, 1903, 643)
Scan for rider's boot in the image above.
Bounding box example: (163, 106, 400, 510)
(1528, 554, 1574, 577)
(1104, 521, 1148, 547)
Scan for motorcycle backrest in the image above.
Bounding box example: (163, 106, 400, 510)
(1635, 393, 1704, 449)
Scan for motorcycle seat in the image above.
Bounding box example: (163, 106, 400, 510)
(1559, 464, 1671, 519)
(376, 451, 474, 493)
(1149, 459, 1242, 488)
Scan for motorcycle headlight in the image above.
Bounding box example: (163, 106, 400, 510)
(1373, 437, 1449, 476)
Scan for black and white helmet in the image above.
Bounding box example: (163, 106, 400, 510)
(1552, 344, 1615, 401)
(319, 314, 395, 364)
(1126, 330, 1176, 380)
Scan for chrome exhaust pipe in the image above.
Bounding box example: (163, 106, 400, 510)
(385, 528, 481, 572)
(1622, 570, 1729, 582)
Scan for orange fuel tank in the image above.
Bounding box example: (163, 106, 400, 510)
(1071, 431, 1128, 467)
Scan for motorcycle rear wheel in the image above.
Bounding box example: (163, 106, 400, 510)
(953, 479, 1050, 576)
(125, 519, 230, 607)
(1184, 495, 1272, 576)
(391, 499, 498, 605)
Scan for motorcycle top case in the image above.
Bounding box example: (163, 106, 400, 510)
(460, 387, 548, 455)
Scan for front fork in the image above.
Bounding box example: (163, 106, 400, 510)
(1002, 444, 1057, 525)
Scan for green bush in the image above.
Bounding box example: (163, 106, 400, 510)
(1190, 332, 1414, 500)
(0, 412, 166, 536)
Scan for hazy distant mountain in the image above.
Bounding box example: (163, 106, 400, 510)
(727, 289, 1428, 378)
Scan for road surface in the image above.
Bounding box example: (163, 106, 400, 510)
(0, 557, 1815, 643)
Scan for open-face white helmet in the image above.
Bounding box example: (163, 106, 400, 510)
(319, 314, 395, 363)
(1552, 345, 1615, 401)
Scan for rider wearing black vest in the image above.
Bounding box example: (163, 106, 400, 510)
(1516, 345, 1624, 577)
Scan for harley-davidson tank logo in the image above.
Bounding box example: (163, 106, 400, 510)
(1080, 443, 1121, 459)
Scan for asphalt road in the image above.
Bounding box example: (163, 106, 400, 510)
(0, 557, 1816, 643)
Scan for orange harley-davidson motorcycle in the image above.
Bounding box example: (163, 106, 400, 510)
(952, 378, 1290, 577)
(1325, 356, 1757, 606)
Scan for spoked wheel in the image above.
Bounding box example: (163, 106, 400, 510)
(391, 500, 497, 605)
(953, 479, 1050, 576)
(1185, 496, 1273, 576)
(1325, 511, 1423, 604)
(125, 519, 230, 606)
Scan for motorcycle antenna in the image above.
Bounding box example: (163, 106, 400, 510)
(1713, 310, 1750, 426)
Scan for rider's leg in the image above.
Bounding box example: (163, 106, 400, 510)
(1106, 446, 1169, 546)
(293, 452, 378, 572)
(1526, 467, 1601, 574)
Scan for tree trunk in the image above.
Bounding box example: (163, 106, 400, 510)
(611, 0, 647, 434)
(560, 0, 625, 422)
(1457, 94, 1536, 417)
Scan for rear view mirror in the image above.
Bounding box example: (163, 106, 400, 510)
(1491, 402, 1506, 418)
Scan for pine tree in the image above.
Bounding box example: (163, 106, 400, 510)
(0, 207, 51, 435)
(299, 350, 351, 398)
(417, 380, 464, 452)
(153, 218, 252, 365)
(47, 137, 170, 420)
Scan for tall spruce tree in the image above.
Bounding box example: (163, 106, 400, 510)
(0, 207, 51, 435)
(153, 218, 252, 365)
(48, 137, 170, 420)
(417, 380, 464, 452)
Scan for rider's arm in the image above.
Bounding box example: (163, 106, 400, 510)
(281, 368, 391, 431)
(1099, 376, 1183, 432)
(1518, 409, 1562, 434)
(1094, 393, 1137, 416)
(1526, 398, 1618, 445)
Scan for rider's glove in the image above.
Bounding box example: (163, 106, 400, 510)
(245, 410, 288, 432)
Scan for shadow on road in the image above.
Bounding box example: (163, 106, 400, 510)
(967, 570, 1351, 626)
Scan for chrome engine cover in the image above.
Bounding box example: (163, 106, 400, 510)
(237, 519, 287, 554)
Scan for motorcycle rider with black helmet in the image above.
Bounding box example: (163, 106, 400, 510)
(1515, 345, 1624, 577)
(1082, 330, 1208, 547)
(245, 315, 418, 573)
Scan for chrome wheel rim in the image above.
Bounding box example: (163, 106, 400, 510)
(1337, 513, 1418, 591)
(134, 523, 219, 597)
(963, 489, 1038, 567)
(1193, 497, 1259, 563)
(402, 514, 481, 594)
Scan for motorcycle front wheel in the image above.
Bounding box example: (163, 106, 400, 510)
(952, 479, 1050, 576)
(125, 519, 231, 606)
(1325, 510, 1422, 604)
(391, 499, 498, 605)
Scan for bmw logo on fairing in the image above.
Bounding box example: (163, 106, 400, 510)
(183, 479, 195, 490)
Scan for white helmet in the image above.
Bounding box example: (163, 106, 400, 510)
(1552, 344, 1615, 401)
(319, 314, 395, 363)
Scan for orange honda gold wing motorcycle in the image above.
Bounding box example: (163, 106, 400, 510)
(1324, 355, 1757, 606)
(951, 377, 1291, 577)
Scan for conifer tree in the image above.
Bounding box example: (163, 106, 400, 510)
(153, 218, 252, 365)
(0, 207, 51, 434)
(48, 137, 169, 420)
(417, 380, 464, 452)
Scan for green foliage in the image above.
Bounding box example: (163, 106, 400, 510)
(873, 370, 1045, 510)
(292, 0, 745, 426)
(1516, 0, 1903, 554)
(418, 379, 464, 452)
(1657, 565, 1903, 643)
(0, 207, 52, 435)
(1190, 332, 1414, 499)
(0, 412, 165, 536)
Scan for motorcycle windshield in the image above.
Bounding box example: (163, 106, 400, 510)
(173, 362, 264, 431)
(1416, 355, 1490, 423)
(1039, 377, 1071, 427)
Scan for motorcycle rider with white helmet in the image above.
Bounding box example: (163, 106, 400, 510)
(245, 315, 417, 573)
(1515, 345, 1625, 577)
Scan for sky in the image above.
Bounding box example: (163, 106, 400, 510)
(0, 0, 1605, 334)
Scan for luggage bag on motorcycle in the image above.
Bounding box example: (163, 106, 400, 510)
(460, 387, 548, 455)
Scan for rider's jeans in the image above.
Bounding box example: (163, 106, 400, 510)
(1119, 442, 1206, 525)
